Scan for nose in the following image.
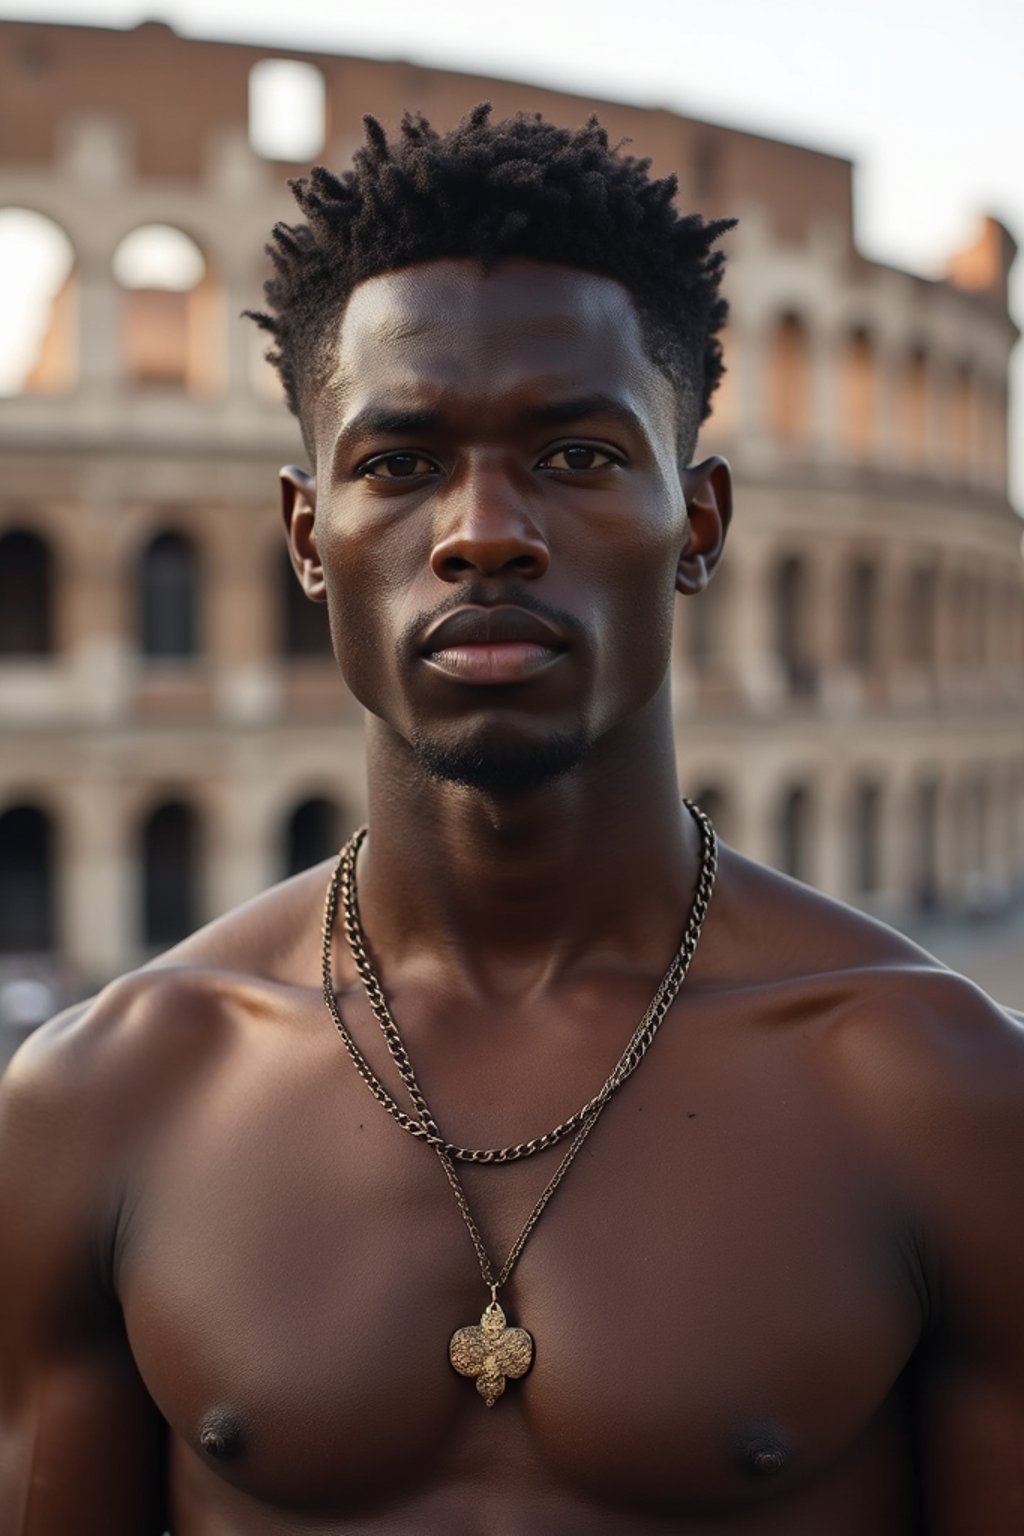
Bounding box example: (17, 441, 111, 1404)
(429, 463, 549, 583)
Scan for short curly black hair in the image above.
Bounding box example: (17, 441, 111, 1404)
(247, 104, 735, 459)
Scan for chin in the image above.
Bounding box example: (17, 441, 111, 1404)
(412, 724, 593, 797)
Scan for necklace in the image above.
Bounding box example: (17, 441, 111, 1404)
(321, 800, 718, 1405)
(321, 799, 718, 1164)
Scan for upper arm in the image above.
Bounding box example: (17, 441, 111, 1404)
(0, 1005, 166, 1534)
(867, 983, 1024, 1532)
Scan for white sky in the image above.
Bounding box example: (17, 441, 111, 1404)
(2, 0, 1023, 503)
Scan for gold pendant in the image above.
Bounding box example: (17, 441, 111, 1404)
(450, 1299, 534, 1407)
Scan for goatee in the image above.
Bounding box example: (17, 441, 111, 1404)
(412, 727, 592, 797)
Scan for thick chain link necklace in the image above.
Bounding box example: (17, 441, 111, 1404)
(321, 798, 717, 1405)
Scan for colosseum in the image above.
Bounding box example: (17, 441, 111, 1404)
(0, 19, 1022, 1004)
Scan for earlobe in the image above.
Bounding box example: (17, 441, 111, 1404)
(279, 465, 326, 601)
(676, 455, 733, 596)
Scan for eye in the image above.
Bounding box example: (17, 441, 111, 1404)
(538, 444, 621, 473)
(359, 452, 438, 480)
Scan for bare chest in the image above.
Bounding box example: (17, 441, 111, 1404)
(117, 1011, 923, 1526)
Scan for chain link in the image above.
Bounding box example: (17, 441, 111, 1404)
(321, 799, 718, 1165)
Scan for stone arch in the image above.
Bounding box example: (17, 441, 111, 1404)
(687, 564, 731, 678)
(0, 207, 76, 395)
(0, 528, 54, 655)
(777, 783, 814, 883)
(140, 798, 201, 948)
(844, 558, 878, 673)
(909, 777, 940, 911)
(958, 773, 989, 878)
(839, 326, 877, 457)
(281, 795, 347, 878)
(138, 530, 201, 659)
(277, 545, 333, 658)
(0, 803, 57, 953)
(766, 312, 812, 443)
(248, 58, 326, 162)
(948, 359, 973, 473)
(113, 223, 220, 393)
(773, 553, 816, 697)
(904, 564, 937, 671)
(850, 778, 883, 897)
(899, 345, 929, 466)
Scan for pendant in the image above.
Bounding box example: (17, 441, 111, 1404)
(450, 1298, 534, 1407)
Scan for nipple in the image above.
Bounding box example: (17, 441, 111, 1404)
(198, 1410, 243, 1460)
(736, 1423, 790, 1479)
(750, 1445, 786, 1476)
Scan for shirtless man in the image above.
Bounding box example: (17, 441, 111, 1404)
(2, 106, 1023, 1535)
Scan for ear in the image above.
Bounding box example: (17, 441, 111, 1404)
(676, 455, 733, 595)
(279, 465, 325, 601)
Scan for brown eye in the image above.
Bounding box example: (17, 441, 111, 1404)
(363, 453, 435, 479)
(541, 445, 617, 472)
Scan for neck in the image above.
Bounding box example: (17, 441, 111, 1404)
(354, 686, 703, 999)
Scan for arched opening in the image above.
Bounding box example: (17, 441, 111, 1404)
(687, 565, 731, 679)
(840, 327, 876, 457)
(851, 780, 882, 896)
(900, 347, 929, 466)
(0, 208, 76, 395)
(986, 378, 1009, 493)
(767, 312, 812, 443)
(0, 529, 54, 655)
(114, 225, 219, 393)
(0, 804, 56, 953)
(971, 577, 989, 668)
(249, 59, 326, 162)
(961, 776, 988, 878)
(844, 559, 878, 673)
(911, 779, 940, 911)
(141, 800, 200, 948)
(278, 547, 333, 658)
(905, 566, 937, 670)
(949, 360, 973, 472)
(774, 554, 815, 697)
(138, 531, 200, 659)
(282, 796, 345, 878)
(778, 784, 813, 883)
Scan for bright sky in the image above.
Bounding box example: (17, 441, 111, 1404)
(2, 0, 1023, 502)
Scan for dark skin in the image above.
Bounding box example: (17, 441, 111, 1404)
(2, 258, 1024, 1535)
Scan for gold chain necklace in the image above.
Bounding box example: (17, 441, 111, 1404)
(321, 799, 717, 1405)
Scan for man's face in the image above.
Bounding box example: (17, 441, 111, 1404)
(286, 258, 726, 794)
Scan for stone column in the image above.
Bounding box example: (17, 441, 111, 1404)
(206, 508, 281, 724)
(61, 774, 133, 982)
(811, 324, 840, 464)
(728, 529, 785, 714)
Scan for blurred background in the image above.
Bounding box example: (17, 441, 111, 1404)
(1, 0, 1022, 1065)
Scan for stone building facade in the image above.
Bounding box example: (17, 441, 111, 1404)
(0, 19, 1022, 993)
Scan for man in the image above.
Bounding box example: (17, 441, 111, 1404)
(1, 105, 1022, 1534)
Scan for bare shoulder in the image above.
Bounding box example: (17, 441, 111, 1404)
(0, 861, 332, 1217)
(712, 843, 1024, 1145)
(713, 849, 1024, 1353)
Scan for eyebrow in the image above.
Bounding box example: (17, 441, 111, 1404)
(520, 394, 647, 435)
(334, 392, 648, 463)
(338, 406, 445, 444)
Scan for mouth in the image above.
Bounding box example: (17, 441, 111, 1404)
(419, 605, 568, 686)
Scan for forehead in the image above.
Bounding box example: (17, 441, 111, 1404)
(315, 259, 676, 441)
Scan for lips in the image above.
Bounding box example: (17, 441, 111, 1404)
(419, 605, 568, 685)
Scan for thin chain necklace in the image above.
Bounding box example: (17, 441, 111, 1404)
(321, 799, 717, 1405)
(321, 800, 717, 1163)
